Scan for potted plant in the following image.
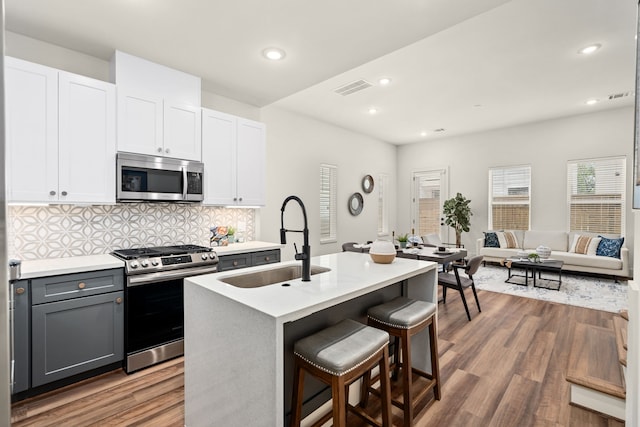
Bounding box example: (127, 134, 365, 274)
(443, 192, 472, 248)
(227, 226, 236, 243)
(397, 233, 409, 249)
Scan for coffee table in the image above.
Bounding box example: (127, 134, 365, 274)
(504, 258, 564, 291)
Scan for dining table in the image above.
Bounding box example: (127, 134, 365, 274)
(397, 246, 468, 268)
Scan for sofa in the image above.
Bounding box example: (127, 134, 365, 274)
(476, 230, 630, 279)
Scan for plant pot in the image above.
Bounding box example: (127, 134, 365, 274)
(399, 242, 407, 248)
(228, 235, 235, 243)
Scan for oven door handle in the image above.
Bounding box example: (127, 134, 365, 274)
(127, 266, 218, 287)
(182, 167, 188, 200)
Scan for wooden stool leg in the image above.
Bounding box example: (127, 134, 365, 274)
(360, 369, 371, 408)
(428, 320, 441, 401)
(401, 330, 413, 427)
(392, 336, 401, 381)
(290, 361, 305, 427)
(332, 375, 347, 427)
(379, 346, 393, 427)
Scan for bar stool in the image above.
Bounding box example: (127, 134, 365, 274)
(290, 318, 393, 427)
(365, 297, 440, 427)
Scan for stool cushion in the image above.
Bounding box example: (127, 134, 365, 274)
(294, 319, 389, 377)
(368, 297, 436, 329)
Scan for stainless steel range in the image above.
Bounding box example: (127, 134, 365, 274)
(111, 244, 218, 373)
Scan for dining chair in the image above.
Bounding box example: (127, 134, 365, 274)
(437, 255, 483, 321)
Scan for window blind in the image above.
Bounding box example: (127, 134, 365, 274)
(320, 164, 337, 243)
(489, 165, 531, 230)
(377, 174, 389, 236)
(414, 171, 442, 236)
(567, 157, 625, 235)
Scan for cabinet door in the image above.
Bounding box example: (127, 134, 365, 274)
(217, 253, 252, 271)
(117, 89, 163, 156)
(31, 291, 124, 387)
(164, 101, 202, 161)
(202, 108, 237, 205)
(58, 72, 116, 203)
(5, 57, 59, 203)
(236, 118, 266, 206)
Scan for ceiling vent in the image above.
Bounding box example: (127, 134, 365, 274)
(334, 79, 372, 96)
(608, 91, 633, 101)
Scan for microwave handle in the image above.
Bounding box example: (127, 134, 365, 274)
(182, 167, 188, 199)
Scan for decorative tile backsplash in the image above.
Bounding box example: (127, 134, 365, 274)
(8, 204, 256, 260)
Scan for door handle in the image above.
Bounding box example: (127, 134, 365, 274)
(182, 167, 188, 199)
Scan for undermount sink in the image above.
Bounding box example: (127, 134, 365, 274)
(220, 265, 331, 288)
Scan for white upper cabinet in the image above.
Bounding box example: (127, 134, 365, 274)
(5, 57, 116, 204)
(116, 90, 201, 161)
(163, 102, 202, 161)
(112, 51, 202, 161)
(236, 117, 266, 206)
(116, 89, 163, 157)
(5, 57, 58, 203)
(58, 71, 116, 204)
(202, 108, 265, 206)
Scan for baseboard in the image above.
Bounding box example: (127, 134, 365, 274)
(570, 383, 625, 421)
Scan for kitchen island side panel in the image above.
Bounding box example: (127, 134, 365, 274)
(184, 281, 281, 427)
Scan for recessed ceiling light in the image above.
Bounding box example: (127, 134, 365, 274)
(420, 131, 427, 137)
(578, 44, 601, 55)
(585, 99, 599, 105)
(262, 47, 286, 61)
(379, 77, 392, 86)
(368, 108, 378, 115)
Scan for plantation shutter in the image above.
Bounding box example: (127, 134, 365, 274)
(320, 164, 337, 242)
(567, 157, 625, 235)
(489, 165, 531, 230)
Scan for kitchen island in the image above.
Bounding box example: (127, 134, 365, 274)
(184, 251, 438, 426)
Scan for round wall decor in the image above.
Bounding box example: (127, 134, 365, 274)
(362, 175, 374, 193)
(348, 192, 364, 215)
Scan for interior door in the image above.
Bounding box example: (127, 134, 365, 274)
(412, 169, 449, 243)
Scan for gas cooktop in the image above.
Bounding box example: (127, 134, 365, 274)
(112, 244, 213, 260)
(112, 244, 218, 275)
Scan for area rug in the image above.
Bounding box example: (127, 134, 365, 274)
(473, 265, 628, 313)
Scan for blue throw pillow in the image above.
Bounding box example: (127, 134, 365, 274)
(596, 236, 624, 258)
(484, 232, 500, 248)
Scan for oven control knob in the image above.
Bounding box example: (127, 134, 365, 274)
(141, 259, 149, 268)
(209, 253, 216, 259)
(130, 261, 139, 269)
(151, 259, 159, 266)
(201, 254, 208, 260)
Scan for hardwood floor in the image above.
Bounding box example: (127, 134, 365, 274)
(11, 288, 625, 426)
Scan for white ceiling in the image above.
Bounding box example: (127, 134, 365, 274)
(5, 0, 637, 145)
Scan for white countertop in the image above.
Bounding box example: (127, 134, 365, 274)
(210, 240, 282, 256)
(19, 254, 125, 279)
(15, 241, 281, 279)
(186, 251, 436, 323)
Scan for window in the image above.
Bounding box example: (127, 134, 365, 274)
(412, 169, 447, 238)
(319, 164, 337, 243)
(489, 165, 531, 230)
(377, 174, 389, 236)
(567, 157, 626, 235)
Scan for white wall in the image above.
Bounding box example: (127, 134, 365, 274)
(259, 106, 397, 261)
(397, 106, 635, 264)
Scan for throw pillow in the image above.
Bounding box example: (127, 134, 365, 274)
(483, 232, 499, 248)
(596, 236, 624, 258)
(496, 231, 518, 249)
(569, 234, 601, 255)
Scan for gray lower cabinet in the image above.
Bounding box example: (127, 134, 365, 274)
(217, 249, 280, 272)
(31, 269, 124, 388)
(11, 279, 30, 394)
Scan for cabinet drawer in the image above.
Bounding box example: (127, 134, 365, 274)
(251, 250, 280, 266)
(217, 253, 252, 272)
(31, 291, 124, 387)
(31, 269, 124, 305)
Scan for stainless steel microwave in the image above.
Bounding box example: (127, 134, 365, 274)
(116, 152, 204, 202)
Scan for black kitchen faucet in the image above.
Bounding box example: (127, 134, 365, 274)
(280, 195, 311, 281)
